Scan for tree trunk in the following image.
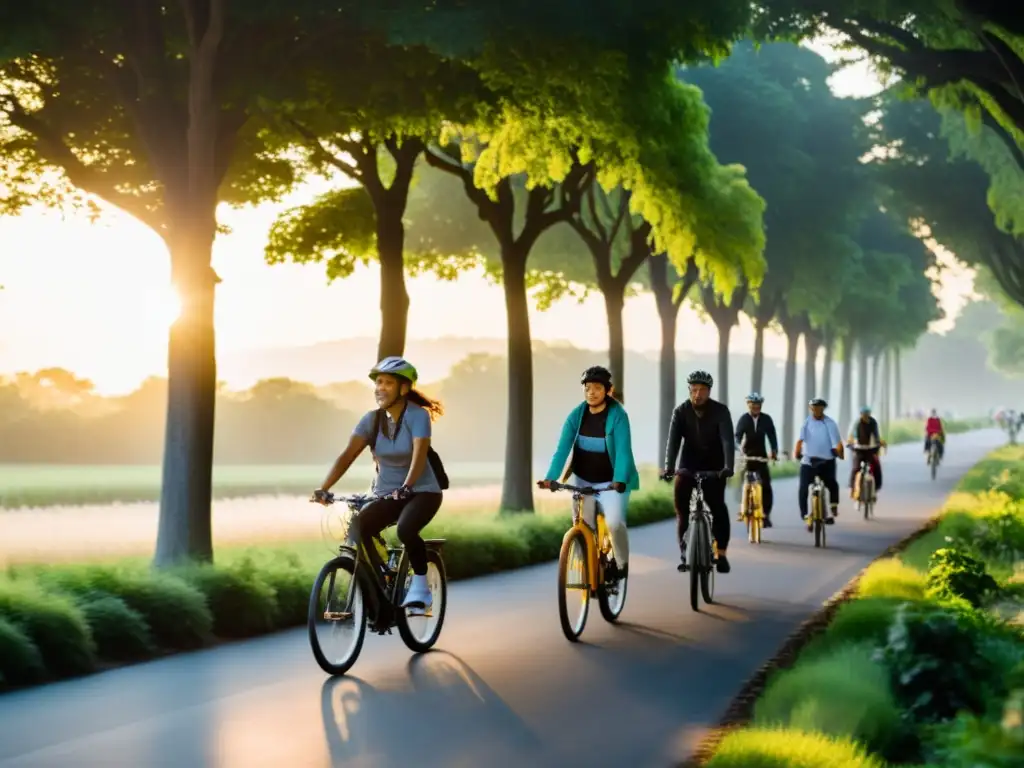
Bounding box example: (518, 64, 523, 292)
(500, 248, 535, 513)
(716, 321, 732, 409)
(375, 201, 410, 359)
(603, 289, 626, 403)
(803, 332, 821, 407)
(782, 329, 800, 452)
(751, 322, 766, 394)
(894, 347, 902, 418)
(870, 352, 882, 408)
(821, 331, 834, 403)
(840, 335, 854, 432)
(857, 344, 869, 412)
(879, 349, 891, 435)
(649, 254, 685, 462)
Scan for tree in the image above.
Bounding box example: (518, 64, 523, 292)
(698, 277, 749, 407)
(973, 267, 1024, 377)
(0, 1, 327, 565)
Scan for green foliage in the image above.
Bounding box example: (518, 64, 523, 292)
(859, 559, 927, 601)
(925, 548, 1000, 607)
(0, 578, 96, 677)
(0, 616, 46, 688)
(706, 727, 884, 768)
(178, 560, 280, 639)
(78, 594, 156, 661)
(755, 644, 903, 753)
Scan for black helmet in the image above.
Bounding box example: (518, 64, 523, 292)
(686, 369, 714, 388)
(746, 392, 764, 404)
(581, 366, 613, 388)
(809, 397, 828, 408)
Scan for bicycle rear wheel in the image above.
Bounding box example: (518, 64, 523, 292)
(308, 556, 367, 676)
(598, 562, 628, 623)
(396, 549, 448, 653)
(557, 529, 591, 641)
(812, 494, 825, 548)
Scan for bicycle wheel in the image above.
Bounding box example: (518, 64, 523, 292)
(598, 561, 628, 623)
(930, 451, 938, 480)
(396, 549, 448, 653)
(686, 524, 701, 611)
(557, 528, 591, 641)
(812, 494, 824, 548)
(700, 538, 715, 605)
(308, 556, 368, 676)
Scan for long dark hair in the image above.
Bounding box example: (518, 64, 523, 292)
(407, 388, 444, 422)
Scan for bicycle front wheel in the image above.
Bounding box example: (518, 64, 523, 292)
(308, 556, 367, 676)
(558, 529, 591, 641)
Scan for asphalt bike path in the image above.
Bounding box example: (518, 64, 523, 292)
(0, 430, 1004, 768)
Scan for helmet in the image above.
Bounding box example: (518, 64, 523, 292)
(860, 406, 872, 414)
(581, 365, 613, 388)
(809, 397, 828, 408)
(746, 392, 764, 404)
(368, 356, 419, 384)
(686, 370, 714, 388)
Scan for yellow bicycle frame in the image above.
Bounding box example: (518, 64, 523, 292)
(559, 496, 611, 597)
(742, 478, 764, 520)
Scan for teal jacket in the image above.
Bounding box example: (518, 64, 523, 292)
(544, 400, 640, 491)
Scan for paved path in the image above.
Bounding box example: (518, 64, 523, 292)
(0, 430, 1004, 768)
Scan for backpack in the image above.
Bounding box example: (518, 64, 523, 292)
(369, 408, 450, 491)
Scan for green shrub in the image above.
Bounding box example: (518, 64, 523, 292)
(179, 559, 279, 638)
(31, 565, 212, 650)
(859, 560, 927, 601)
(0, 616, 47, 687)
(258, 554, 312, 629)
(926, 548, 999, 607)
(754, 644, 903, 753)
(78, 594, 156, 661)
(802, 598, 905, 660)
(0, 579, 96, 677)
(705, 727, 884, 768)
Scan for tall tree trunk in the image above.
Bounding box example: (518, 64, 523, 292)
(821, 330, 834, 403)
(649, 254, 694, 461)
(715, 321, 732, 408)
(155, 6, 225, 567)
(840, 335, 854, 432)
(870, 352, 882, 408)
(782, 328, 800, 453)
(879, 348, 890, 436)
(803, 332, 821, 407)
(894, 347, 902, 417)
(375, 201, 410, 359)
(751, 323, 766, 394)
(701, 281, 747, 412)
(604, 289, 626, 402)
(857, 344, 869, 411)
(501, 249, 534, 512)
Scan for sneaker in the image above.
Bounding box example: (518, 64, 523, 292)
(716, 554, 731, 574)
(677, 557, 688, 573)
(402, 575, 433, 615)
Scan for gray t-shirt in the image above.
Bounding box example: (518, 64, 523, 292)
(353, 403, 441, 495)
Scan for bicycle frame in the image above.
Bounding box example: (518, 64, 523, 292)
(556, 484, 609, 597)
(739, 455, 769, 521)
(686, 474, 719, 564)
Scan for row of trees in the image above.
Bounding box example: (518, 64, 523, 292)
(2, 2, 1020, 564)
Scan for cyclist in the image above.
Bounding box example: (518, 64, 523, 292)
(538, 365, 639, 582)
(846, 406, 886, 498)
(660, 370, 735, 574)
(734, 392, 779, 527)
(924, 409, 945, 463)
(794, 397, 844, 527)
(312, 356, 443, 615)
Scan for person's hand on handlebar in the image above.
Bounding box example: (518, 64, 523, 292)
(311, 488, 332, 505)
(719, 468, 734, 479)
(770, 451, 778, 462)
(610, 482, 626, 493)
(536, 479, 554, 490)
(659, 468, 678, 481)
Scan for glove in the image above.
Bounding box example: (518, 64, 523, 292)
(393, 485, 414, 500)
(312, 489, 331, 505)
(719, 468, 734, 480)
(610, 482, 626, 493)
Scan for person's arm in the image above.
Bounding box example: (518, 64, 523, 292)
(319, 413, 373, 491)
(664, 405, 684, 473)
(794, 420, 807, 459)
(830, 419, 846, 460)
(734, 413, 748, 450)
(401, 409, 432, 489)
(719, 406, 736, 473)
(765, 414, 779, 455)
(543, 408, 579, 482)
(611, 408, 634, 489)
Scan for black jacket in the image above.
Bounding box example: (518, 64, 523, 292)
(664, 399, 735, 473)
(735, 412, 779, 457)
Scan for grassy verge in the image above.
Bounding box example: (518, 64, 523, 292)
(695, 444, 1024, 768)
(0, 482, 678, 692)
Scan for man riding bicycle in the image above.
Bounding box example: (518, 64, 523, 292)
(661, 370, 735, 574)
(734, 392, 779, 527)
(794, 398, 844, 526)
(924, 409, 945, 462)
(847, 406, 886, 498)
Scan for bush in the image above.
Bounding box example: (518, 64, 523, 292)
(803, 598, 904, 658)
(78, 594, 156, 661)
(859, 560, 927, 601)
(179, 559, 279, 638)
(0, 579, 96, 677)
(0, 616, 46, 687)
(926, 548, 999, 607)
(259, 555, 312, 629)
(754, 644, 903, 753)
(31, 565, 212, 650)
(705, 727, 884, 768)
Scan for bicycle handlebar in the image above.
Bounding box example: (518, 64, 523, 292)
(660, 468, 727, 481)
(849, 444, 882, 451)
(739, 455, 772, 463)
(542, 481, 598, 495)
(310, 491, 380, 506)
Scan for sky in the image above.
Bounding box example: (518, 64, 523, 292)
(0, 39, 977, 396)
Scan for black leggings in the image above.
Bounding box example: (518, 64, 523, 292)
(674, 474, 731, 552)
(359, 492, 442, 575)
(798, 460, 839, 518)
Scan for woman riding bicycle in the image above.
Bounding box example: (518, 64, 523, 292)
(538, 365, 639, 582)
(312, 356, 443, 614)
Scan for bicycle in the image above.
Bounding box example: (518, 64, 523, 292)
(926, 436, 942, 480)
(802, 457, 832, 548)
(306, 491, 448, 675)
(663, 469, 722, 612)
(738, 454, 770, 544)
(849, 444, 882, 520)
(548, 482, 628, 642)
